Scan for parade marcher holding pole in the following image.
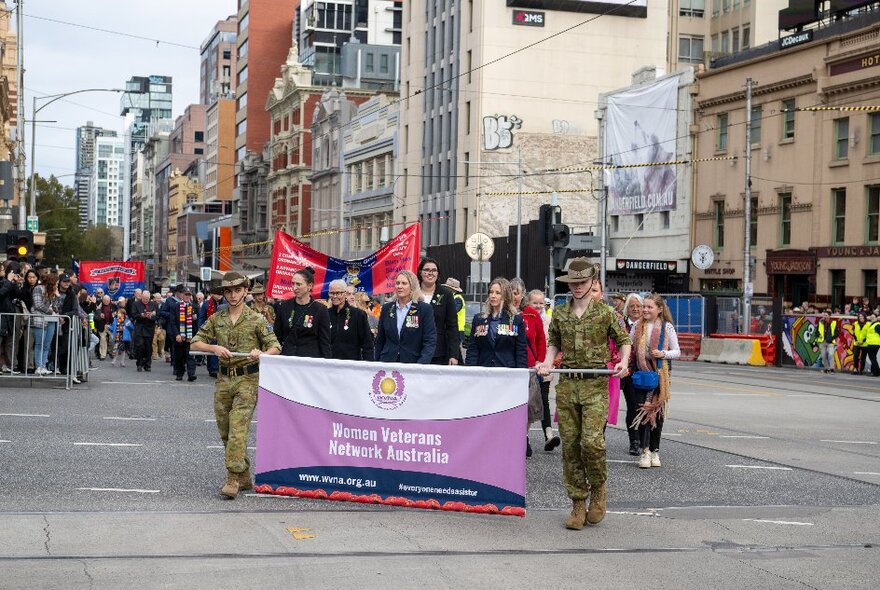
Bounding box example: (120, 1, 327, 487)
(274, 268, 332, 359)
(191, 272, 280, 499)
(535, 259, 631, 530)
(375, 270, 437, 364)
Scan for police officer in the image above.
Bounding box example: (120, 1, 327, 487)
(191, 272, 281, 499)
(535, 259, 631, 530)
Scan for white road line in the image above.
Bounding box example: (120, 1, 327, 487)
(0, 413, 50, 418)
(725, 465, 792, 471)
(207, 445, 256, 450)
(0, 440, 10, 443)
(854, 472, 880, 476)
(819, 440, 877, 445)
(73, 442, 143, 447)
(719, 435, 769, 439)
(102, 417, 157, 422)
(786, 394, 815, 397)
(662, 433, 683, 436)
(607, 459, 637, 463)
(742, 518, 814, 526)
(76, 487, 159, 494)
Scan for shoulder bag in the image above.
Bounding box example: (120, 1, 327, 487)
(631, 322, 666, 392)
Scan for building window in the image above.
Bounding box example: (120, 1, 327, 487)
(750, 105, 762, 145)
(868, 186, 880, 242)
(194, 131, 204, 142)
(865, 269, 878, 302)
(742, 25, 751, 49)
(732, 28, 740, 53)
(238, 66, 248, 85)
(465, 101, 471, 135)
(714, 200, 725, 247)
(834, 117, 849, 160)
(365, 52, 374, 73)
(194, 147, 204, 155)
(678, 35, 705, 64)
(237, 92, 247, 111)
(749, 196, 758, 247)
(680, 0, 705, 17)
(721, 30, 729, 53)
(611, 215, 619, 233)
(716, 113, 728, 151)
(830, 269, 846, 309)
(377, 157, 386, 188)
(711, 34, 719, 53)
(222, 49, 231, 59)
(463, 152, 470, 186)
(833, 188, 846, 243)
(870, 113, 880, 155)
(782, 98, 795, 139)
(380, 53, 389, 74)
(779, 192, 791, 246)
(712, 0, 720, 16)
(661, 210, 670, 229)
(635, 213, 644, 231)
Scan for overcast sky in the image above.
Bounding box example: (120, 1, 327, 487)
(23, 0, 237, 182)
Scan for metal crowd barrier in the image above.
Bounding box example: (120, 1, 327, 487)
(0, 311, 90, 390)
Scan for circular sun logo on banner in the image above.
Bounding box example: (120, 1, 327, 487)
(370, 370, 406, 410)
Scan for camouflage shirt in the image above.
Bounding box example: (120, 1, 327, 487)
(548, 300, 632, 367)
(192, 305, 280, 369)
(250, 302, 277, 327)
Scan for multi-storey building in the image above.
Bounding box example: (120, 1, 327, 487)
(87, 136, 125, 228)
(0, 2, 19, 211)
(121, 75, 173, 259)
(168, 163, 204, 282)
(342, 93, 398, 259)
(137, 124, 172, 261)
(398, 0, 668, 268)
(204, 98, 236, 202)
(74, 122, 117, 230)
(691, 10, 880, 307)
(200, 16, 238, 106)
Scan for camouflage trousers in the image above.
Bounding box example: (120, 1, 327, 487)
(214, 373, 259, 474)
(556, 377, 609, 500)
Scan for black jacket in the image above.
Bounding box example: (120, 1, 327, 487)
(0, 277, 22, 314)
(374, 300, 437, 364)
(131, 300, 159, 337)
(424, 285, 461, 363)
(275, 298, 332, 358)
(465, 310, 528, 369)
(329, 303, 374, 361)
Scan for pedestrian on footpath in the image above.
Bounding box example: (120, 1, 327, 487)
(852, 313, 869, 375)
(818, 311, 838, 374)
(191, 272, 280, 499)
(535, 260, 631, 530)
(630, 294, 680, 469)
(865, 314, 880, 377)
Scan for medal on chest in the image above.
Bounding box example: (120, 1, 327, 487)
(474, 324, 489, 337)
(405, 308, 419, 329)
(498, 323, 518, 337)
(303, 314, 314, 328)
(344, 307, 350, 330)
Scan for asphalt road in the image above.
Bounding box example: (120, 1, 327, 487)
(0, 359, 877, 589)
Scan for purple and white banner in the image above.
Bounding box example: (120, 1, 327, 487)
(254, 356, 528, 516)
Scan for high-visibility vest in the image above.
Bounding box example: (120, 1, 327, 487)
(853, 322, 867, 346)
(866, 322, 880, 346)
(453, 293, 466, 332)
(818, 320, 837, 343)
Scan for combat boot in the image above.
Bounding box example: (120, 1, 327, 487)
(586, 484, 607, 525)
(220, 471, 240, 499)
(565, 499, 587, 530)
(237, 468, 253, 491)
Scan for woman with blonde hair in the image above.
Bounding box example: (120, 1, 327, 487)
(630, 293, 680, 469)
(374, 270, 437, 364)
(622, 293, 643, 455)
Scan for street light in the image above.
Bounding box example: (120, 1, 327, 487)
(28, 88, 125, 224)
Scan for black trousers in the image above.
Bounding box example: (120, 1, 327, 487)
(622, 376, 640, 444)
(134, 333, 153, 369)
(853, 346, 868, 374)
(634, 388, 663, 451)
(867, 345, 880, 376)
(539, 378, 551, 431)
(172, 340, 196, 377)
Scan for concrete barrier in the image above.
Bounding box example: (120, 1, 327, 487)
(697, 338, 724, 363)
(747, 339, 766, 366)
(718, 339, 756, 365)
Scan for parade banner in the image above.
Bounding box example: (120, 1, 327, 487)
(266, 224, 420, 300)
(254, 356, 528, 516)
(79, 260, 145, 299)
(605, 74, 680, 215)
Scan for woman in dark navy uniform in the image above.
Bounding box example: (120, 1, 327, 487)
(374, 271, 436, 364)
(274, 268, 332, 358)
(417, 257, 461, 365)
(465, 277, 528, 369)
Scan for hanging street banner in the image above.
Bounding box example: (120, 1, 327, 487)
(253, 356, 528, 516)
(266, 224, 420, 300)
(605, 74, 680, 215)
(79, 261, 146, 299)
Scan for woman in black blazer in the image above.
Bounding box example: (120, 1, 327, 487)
(465, 277, 528, 369)
(375, 271, 437, 364)
(327, 279, 374, 361)
(274, 268, 332, 358)
(418, 257, 461, 365)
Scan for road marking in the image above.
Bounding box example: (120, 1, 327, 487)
(287, 527, 315, 540)
(725, 465, 792, 471)
(742, 519, 814, 526)
(0, 413, 50, 418)
(73, 442, 143, 447)
(786, 394, 815, 397)
(0, 440, 10, 443)
(819, 440, 877, 445)
(720, 435, 769, 439)
(103, 417, 157, 422)
(607, 459, 637, 463)
(662, 433, 682, 436)
(608, 510, 660, 516)
(207, 445, 256, 450)
(205, 420, 257, 423)
(854, 472, 880, 476)
(76, 487, 159, 494)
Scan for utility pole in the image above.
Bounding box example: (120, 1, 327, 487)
(16, 0, 25, 228)
(742, 77, 755, 335)
(600, 185, 608, 290)
(548, 191, 557, 302)
(516, 145, 523, 279)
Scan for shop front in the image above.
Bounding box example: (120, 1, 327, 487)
(766, 249, 816, 306)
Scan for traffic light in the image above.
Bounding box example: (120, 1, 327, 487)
(538, 204, 560, 247)
(6, 230, 34, 263)
(551, 224, 570, 247)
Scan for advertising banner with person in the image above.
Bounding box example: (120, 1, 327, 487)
(79, 261, 146, 299)
(254, 355, 528, 516)
(266, 224, 420, 300)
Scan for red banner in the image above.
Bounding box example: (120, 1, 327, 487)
(79, 261, 146, 299)
(267, 224, 421, 299)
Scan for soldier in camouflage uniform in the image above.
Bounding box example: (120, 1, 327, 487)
(536, 259, 631, 530)
(248, 283, 276, 327)
(191, 272, 281, 499)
